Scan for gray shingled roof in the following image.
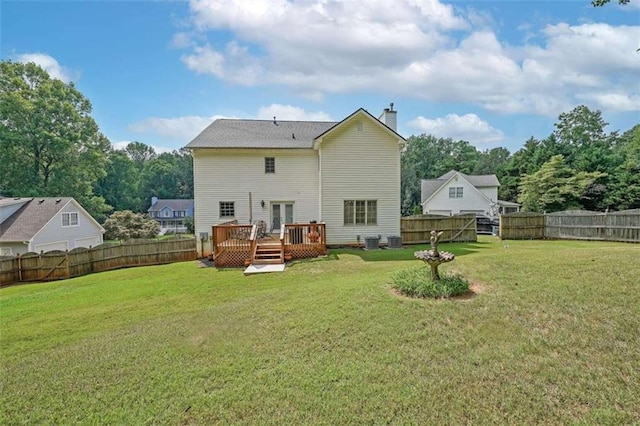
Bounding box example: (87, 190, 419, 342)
(0, 197, 73, 242)
(185, 119, 338, 149)
(0, 197, 31, 207)
(421, 170, 500, 203)
(148, 199, 194, 212)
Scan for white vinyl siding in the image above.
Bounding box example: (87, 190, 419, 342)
(31, 200, 103, 254)
(192, 149, 319, 255)
(423, 174, 494, 217)
(320, 115, 401, 244)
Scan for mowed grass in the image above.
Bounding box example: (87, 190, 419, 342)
(1, 237, 639, 424)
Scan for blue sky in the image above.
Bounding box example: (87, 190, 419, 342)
(2, 0, 639, 153)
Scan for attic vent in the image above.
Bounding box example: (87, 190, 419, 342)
(38, 199, 45, 204)
(55, 198, 61, 203)
(357, 122, 363, 131)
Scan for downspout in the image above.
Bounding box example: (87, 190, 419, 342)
(318, 141, 322, 221)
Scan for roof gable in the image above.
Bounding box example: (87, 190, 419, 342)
(184, 108, 406, 151)
(0, 197, 104, 242)
(313, 108, 406, 149)
(421, 171, 496, 206)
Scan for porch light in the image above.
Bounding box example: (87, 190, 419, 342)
(261, 200, 265, 208)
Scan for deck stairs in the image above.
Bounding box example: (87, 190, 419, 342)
(251, 243, 284, 265)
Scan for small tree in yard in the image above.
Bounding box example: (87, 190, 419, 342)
(103, 210, 160, 240)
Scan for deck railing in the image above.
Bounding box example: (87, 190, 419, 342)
(283, 222, 327, 259)
(211, 223, 254, 267)
(211, 222, 326, 267)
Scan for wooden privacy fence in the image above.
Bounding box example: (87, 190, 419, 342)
(0, 237, 197, 287)
(500, 210, 640, 243)
(499, 212, 546, 240)
(401, 214, 477, 244)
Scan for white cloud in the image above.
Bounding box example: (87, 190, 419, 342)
(170, 32, 194, 49)
(177, 0, 639, 116)
(14, 52, 76, 82)
(408, 113, 505, 144)
(256, 104, 332, 121)
(128, 115, 226, 141)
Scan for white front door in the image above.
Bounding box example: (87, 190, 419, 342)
(271, 202, 294, 231)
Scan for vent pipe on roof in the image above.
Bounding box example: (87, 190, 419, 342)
(273, 116, 277, 125)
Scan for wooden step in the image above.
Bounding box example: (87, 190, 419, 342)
(252, 244, 284, 265)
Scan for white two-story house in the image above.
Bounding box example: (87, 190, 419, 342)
(421, 170, 520, 218)
(186, 105, 405, 256)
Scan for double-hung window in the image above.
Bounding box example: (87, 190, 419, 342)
(62, 212, 79, 227)
(265, 157, 275, 173)
(449, 187, 463, 198)
(219, 202, 235, 218)
(344, 200, 377, 225)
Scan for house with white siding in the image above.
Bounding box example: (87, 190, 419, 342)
(0, 197, 105, 256)
(147, 197, 194, 234)
(421, 170, 520, 217)
(186, 105, 405, 256)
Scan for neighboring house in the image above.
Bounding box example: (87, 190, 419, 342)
(186, 105, 405, 254)
(147, 197, 194, 234)
(421, 170, 520, 218)
(0, 197, 105, 256)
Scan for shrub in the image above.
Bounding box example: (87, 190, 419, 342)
(392, 267, 470, 299)
(103, 210, 160, 240)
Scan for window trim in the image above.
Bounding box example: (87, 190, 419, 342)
(449, 187, 463, 199)
(265, 157, 275, 174)
(62, 212, 79, 227)
(219, 201, 235, 218)
(344, 199, 377, 226)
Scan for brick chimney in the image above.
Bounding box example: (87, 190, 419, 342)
(379, 102, 397, 131)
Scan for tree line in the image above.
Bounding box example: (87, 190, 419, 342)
(0, 60, 193, 223)
(2, 60, 638, 224)
(401, 106, 640, 215)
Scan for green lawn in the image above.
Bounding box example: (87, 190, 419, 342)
(1, 237, 639, 424)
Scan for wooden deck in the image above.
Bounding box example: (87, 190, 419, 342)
(212, 223, 327, 268)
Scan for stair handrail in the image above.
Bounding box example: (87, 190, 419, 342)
(279, 225, 285, 263)
(249, 224, 258, 263)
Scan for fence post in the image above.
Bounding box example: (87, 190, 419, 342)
(18, 253, 23, 283)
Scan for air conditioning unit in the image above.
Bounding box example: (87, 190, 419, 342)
(387, 236, 402, 249)
(364, 236, 380, 250)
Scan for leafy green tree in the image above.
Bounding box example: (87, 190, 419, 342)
(473, 147, 510, 175)
(401, 135, 479, 215)
(103, 210, 160, 240)
(605, 125, 640, 210)
(94, 149, 141, 212)
(518, 155, 605, 212)
(183, 216, 195, 234)
(0, 60, 110, 219)
(125, 141, 156, 171)
(138, 157, 180, 210)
